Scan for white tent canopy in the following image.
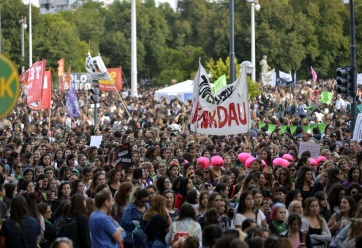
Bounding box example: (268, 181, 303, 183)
(154, 80, 194, 102)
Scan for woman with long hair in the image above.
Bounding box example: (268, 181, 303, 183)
(327, 196, 356, 248)
(327, 183, 346, 215)
(343, 167, 362, 188)
(0, 195, 41, 247)
(295, 166, 314, 204)
(142, 195, 171, 248)
(335, 205, 362, 247)
(70, 179, 85, 196)
(314, 191, 331, 222)
(301, 197, 331, 247)
(167, 160, 180, 184)
(234, 191, 267, 229)
(202, 167, 216, 186)
(37, 202, 56, 247)
(211, 155, 224, 180)
(164, 189, 179, 221)
(278, 167, 295, 192)
(65, 193, 91, 248)
(281, 213, 312, 248)
(112, 182, 132, 226)
(86, 172, 106, 198)
(288, 200, 304, 216)
(198, 191, 209, 215)
(175, 177, 193, 209)
(325, 168, 343, 194)
(156, 176, 171, 195)
(165, 204, 202, 247)
(107, 168, 121, 197)
(51, 181, 71, 215)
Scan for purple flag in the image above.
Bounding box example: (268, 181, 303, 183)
(66, 85, 80, 118)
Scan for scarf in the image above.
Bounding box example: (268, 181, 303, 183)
(271, 220, 287, 236)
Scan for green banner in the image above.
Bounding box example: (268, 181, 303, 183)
(317, 123, 328, 134)
(320, 91, 333, 104)
(280, 125, 288, 134)
(289, 125, 297, 135)
(212, 74, 227, 93)
(303, 125, 310, 134)
(258, 122, 266, 130)
(268, 124, 277, 133)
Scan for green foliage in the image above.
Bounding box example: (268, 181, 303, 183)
(206, 56, 260, 100)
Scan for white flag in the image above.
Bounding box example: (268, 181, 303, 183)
(86, 52, 111, 80)
(190, 63, 250, 135)
(279, 70, 293, 82)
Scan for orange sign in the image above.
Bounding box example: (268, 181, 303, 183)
(99, 68, 122, 92)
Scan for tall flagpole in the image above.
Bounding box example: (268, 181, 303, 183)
(29, 0, 33, 66)
(131, 0, 138, 97)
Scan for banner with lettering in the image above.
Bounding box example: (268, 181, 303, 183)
(98, 68, 122, 91)
(262, 69, 276, 88)
(190, 63, 250, 135)
(86, 52, 111, 80)
(27, 60, 46, 110)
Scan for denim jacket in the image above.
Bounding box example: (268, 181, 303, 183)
(121, 202, 148, 244)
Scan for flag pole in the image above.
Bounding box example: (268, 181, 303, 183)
(108, 72, 132, 119)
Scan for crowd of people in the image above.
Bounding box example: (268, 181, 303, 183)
(0, 79, 361, 248)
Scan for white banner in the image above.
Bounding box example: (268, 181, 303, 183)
(190, 63, 250, 135)
(353, 113, 362, 142)
(262, 68, 276, 88)
(279, 70, 293, 82)
(357, 73, 362, 85)
(86, 52, 111, 80)
(193, 63, 237, 112)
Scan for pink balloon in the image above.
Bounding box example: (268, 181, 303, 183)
(273, 158, 290, 168)
(282, 154, 294, 162)
(238, 152, 252, 164)
(245, 157, 256, 169)
(316, 156, 327, 166)
(309, 157, 317, 166)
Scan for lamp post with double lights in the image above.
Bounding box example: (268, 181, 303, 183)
(19, 16, 27, 73)
(247, 0, 260, 82)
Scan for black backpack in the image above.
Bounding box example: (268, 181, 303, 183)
(57, 217, 79, 246)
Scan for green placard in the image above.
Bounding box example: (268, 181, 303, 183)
(0, 54, 20, 119)
(289, 125, 297, 135)
(258, 122, 266, 130)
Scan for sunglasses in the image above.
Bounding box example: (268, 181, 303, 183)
(141, 200, 149, 204)
(280, 173, 287, 176)
(190, 176, 196, 179)
(203, 171, 209, 174)
(17, 166, 23, 169)
(290, 169, 296, 172)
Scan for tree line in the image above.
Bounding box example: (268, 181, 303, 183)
(1, 0, 362, 86)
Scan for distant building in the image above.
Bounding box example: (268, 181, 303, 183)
(38, 0, 223, 14)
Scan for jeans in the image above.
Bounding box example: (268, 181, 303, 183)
(150, 239, 167, 248)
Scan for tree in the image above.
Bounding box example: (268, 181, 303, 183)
(206, 56, 260, 100)
(32, 14, 88, 72)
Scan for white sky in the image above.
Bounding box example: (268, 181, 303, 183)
(24, 0, 177, 10)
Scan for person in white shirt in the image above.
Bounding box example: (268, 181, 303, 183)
(334, 94, 345, 113)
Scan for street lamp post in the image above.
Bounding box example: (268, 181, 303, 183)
(229, 0, 235, 84)
(247, 0, 260, 82)
(345, 0, 357, 132)
(19, 16, 27, 73)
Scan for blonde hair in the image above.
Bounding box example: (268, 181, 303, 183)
(143, 195, 168, 221)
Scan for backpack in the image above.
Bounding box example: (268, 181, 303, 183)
(132, 216, 158, 248)
(57, 217, 79, 246)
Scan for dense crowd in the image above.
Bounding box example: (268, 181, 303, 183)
(0, 79, 362, 248)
